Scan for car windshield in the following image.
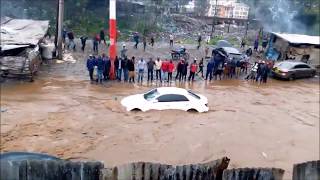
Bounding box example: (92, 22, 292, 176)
(188, 90, 200, 99)
(277, 63, 293, 69)
(144, 89, 159, 100)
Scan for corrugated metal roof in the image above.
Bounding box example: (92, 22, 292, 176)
(1, 18, 49, 49)
(272, 32, 320, 45)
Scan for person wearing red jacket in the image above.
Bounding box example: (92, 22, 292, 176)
(161, 60, 168, 82)
(167, 60, 175, 82)
(188, 59, 198, 81)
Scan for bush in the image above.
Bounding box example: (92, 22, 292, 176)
(208, 35, 224, 45)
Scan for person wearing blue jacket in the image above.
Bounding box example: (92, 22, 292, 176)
(205, 59, 215, 81)
(96, 55, 105, 84)
(86, 55, 95, 81)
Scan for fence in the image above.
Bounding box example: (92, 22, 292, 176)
(1, 156, 319, 180)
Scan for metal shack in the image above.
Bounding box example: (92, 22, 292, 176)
(265, 32, 320, 68)
(0, 17, 50, 81)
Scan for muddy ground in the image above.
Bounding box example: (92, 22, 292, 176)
(1, 41, 319, 179)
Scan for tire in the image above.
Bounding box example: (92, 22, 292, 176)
(289, 74, 295, 81)
(187, 109, 198, 113)
(131, 108, 142, 112)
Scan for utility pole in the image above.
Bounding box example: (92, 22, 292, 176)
(109, 0, 117, 80)
(227, 5, 233, 33)
(211, 0, 218, 37)
(56, 0, 64, 60)
(245, 7, 250, 37)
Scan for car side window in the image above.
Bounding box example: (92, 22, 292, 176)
(157, 94, 189, 102)
(294, 64, 310, 69)
(300, 65, 310, 69)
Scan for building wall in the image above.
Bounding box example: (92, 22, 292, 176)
(208, 0, 249, 19)
(288, 46, 320, 66)
(273, 37, 320, 66)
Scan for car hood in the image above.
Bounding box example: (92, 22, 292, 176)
(121, 94, 145, 107)
(198, 94, 208, 104)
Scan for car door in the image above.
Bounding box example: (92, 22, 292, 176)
(168, 94, 190, 110)
(151, 94, 173, 110)
(298, 64, 312, 77)
(292, 65, 306, 78)
(153, 94, 189, 110)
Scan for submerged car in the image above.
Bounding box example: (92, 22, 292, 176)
(272, 61, 316, 80)
(121, 87, 209, 112)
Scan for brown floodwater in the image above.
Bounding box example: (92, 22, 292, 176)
(1, 44, 319, 179)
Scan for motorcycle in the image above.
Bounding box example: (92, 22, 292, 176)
(171, 48, 190, 60)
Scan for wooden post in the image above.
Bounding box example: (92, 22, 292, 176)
(57, 0, 64, 60)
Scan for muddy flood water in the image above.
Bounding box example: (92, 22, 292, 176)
(1, 44, 319, 179)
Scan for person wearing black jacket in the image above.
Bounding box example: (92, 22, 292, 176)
(128, 57, 135, 83)
(67, 31, 75, 51)
(147, 58, 155, 82)
(103, 54, 111, 80)
(182, 61, 189, 81)
(80, 36, 88, 52)
(123, 57, 129, 82)
(196, 58, 204, 78)
(100, 29, 106, 45)
(175, 60, 184, 81)
(114, 56, 122, 81)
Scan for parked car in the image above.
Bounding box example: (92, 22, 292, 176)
(272, 61, 316, 80)
(215, 40, 243, 61)
(121, 87, 209, 112)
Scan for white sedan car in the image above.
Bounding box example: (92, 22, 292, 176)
(121, 87, 209, 112)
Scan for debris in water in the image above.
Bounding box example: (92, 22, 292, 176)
(262, 152, 268, 159)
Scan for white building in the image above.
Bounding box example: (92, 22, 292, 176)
(184, 0, 195, 13)
(207, 0, 249, 19)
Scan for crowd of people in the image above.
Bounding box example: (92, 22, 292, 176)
(86, 49, 272, 85)
(60, 27, 272, 85)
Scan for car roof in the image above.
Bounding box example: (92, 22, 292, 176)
(156, 87, 189, 95)
(222, 47, 241, 55)
(216, 40, 232, 48)
(278, 61, 309, 66)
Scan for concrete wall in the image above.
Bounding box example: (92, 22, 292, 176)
(293, 160, 320, 180)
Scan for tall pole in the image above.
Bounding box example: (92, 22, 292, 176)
(211, 0, 218, 37)
(57, 0, 64, 60)
(245, 7, 250, 37)
(109, 0, 117, 80)
(227, 6, 233, 33)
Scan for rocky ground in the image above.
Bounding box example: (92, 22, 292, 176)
(1, 41, 319, 179)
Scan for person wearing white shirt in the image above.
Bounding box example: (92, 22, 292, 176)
(169, 34, 174, 47)
(137, 58, 146, 83)
(155, 58, 162, 82)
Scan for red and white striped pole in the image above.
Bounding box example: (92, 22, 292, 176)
(109, 0, 117, 80)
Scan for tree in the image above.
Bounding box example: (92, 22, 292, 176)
(194, 0, 210, 16)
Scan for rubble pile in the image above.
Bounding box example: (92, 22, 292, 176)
(159, 14, 259, 46)
(161, 14, 210, 41)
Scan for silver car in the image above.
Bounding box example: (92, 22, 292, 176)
(272, 61, 316, 80)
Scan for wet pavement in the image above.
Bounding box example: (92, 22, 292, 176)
(1, 43, 319, 179)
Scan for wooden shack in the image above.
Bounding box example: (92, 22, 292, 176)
(266, 32, 320, 68)
(0, 17, 50, 81)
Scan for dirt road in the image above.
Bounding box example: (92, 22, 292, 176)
(1, 42, 319, 179)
